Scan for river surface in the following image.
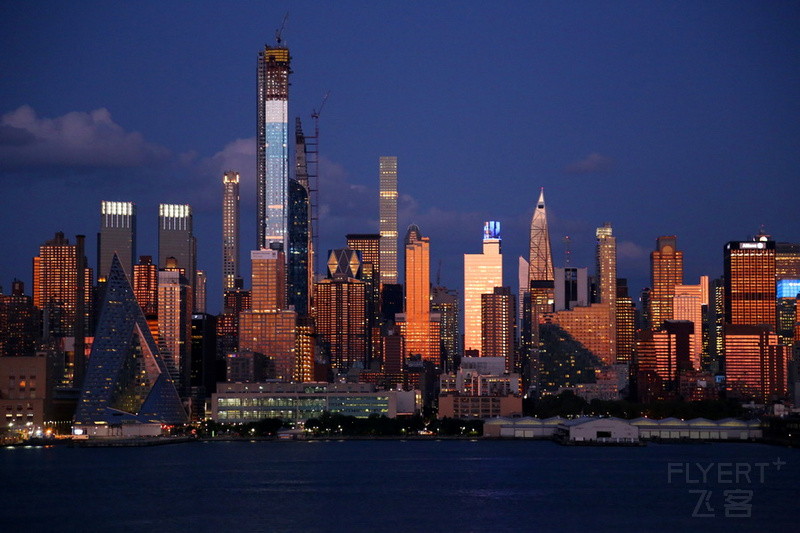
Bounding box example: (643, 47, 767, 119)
(2, 439, 797, 532)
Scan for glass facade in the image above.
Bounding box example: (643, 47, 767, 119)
(74, 255, 186, 426)
(257, 46, 290, 251)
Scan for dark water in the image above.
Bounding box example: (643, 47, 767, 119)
(2, 439, 797, 532)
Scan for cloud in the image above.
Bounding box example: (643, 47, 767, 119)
(617, 240, 649, 260)
(564, 152, 614, 174)
(0, 105, 170, 169)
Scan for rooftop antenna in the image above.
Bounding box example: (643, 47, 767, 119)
(436, 259, 442, 286)
(276, 12, 289, 45)
(563, 235, 571, 267)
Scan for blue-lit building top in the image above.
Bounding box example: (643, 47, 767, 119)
(484, 221, 501, 240)
(777, 279, 800, 299)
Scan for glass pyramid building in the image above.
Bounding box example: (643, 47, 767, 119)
(74, 255, 187, 427)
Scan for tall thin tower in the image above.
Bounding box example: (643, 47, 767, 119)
(257, 42, 291, 251)
(379, 156, 398, 285)
(98, 201, 136, 282)
(222, 171, 240, 293)
(528, 188, 554, 319)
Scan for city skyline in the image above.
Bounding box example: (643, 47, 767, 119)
(1, 3, 799, 313)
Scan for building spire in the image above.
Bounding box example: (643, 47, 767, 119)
(528, 187, 554, 284)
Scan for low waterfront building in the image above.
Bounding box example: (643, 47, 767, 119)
(483, 416, 563, 438)
(555, 417, 640, 443)
(211, 382, 418, 424)
(630, 417, 761, 440)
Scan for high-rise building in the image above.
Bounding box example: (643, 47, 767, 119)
(222, 171, 241, 293)
(432, 285, 460, 372)
(464, 222, 503, 355)
(673, 277, 709, 370)
(97, 200, 136, 282)
(615, 279, 636, 365)
(133, 256, 158, 316)
(724, 239, 776, 326)
(157, 264, 192, 394)
(551, 303, 614, 366)
(239, 250, 297, 382)
(291, 118, 314, 315)
(315, 250, 368, 373)
(724, 324, 788, 403)
(396, 225, 440, 369)
(649, 236, 683, 329)
(158, 204, 196, 297)
(634, 320, 694, 401)
(257, 43, 290, 251)
(776, 279, 800, 348)
(481, 287, 516, 373)
(33, 232, 93, 339)
(288, 179, 310, 315)
(0, 280, 38, 358)
(528, 189, 554, 320)
(194, 270, 207, 314)
(74, 255, 186, 429)
(776, 242, 800, 280)
(379, 156, 398, 285)
(595, 223, 617, 360)
(347, 234, 382, 364)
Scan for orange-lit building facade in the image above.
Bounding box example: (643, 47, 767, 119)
(133, 255, 158, 316)
(464, 222, 503, 355)
(723, 324, 787, 403)
(33, 232, 93, 338)
(551, 303, 614, 366)
(724, 240, 776, 326)
(673, 276, 709, 370)
(649, 236, 683, 329)
(239, 249, 297, 382)
(397, 225, 441, 369)
(315, 276, 367, 373)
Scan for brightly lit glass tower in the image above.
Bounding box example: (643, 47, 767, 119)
(222, 171, 240, 293)
(379, 156, 398, 285)
(257, 44, 290, 251)
(463, 222, 503, 355)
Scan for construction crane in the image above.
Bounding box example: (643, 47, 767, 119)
(275, 12, 288, 45)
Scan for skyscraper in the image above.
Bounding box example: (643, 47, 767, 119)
(0, 280, 37, 358)
(481, 287, 516, 373)
(379, 156, 398, 285)
(222, 171, 240, 293)
(464, 222, 503, 355)
(397, 225, 441, 369)
(528, 188, 554, 315)
(724, 324, 787, 403)
(158, 203, 196, 299)
(33, 232, 93, 339)
(133, 255, 158, 316)
(595, 223, 617, 360)
(650, 236, 683, 329)
(288, 179, 310, 315)
(724, 239, 776, 326)
(74, 255, 186, 429)
(158, 263, 192, 394)
(257, 43, 291, 251)
(97, 200, 136, 282)
(315, 249, 367, 373)
(432, 285, 460, 372)
(673, 276, 709, 370)
(239, 250, 297, 382)
(347, 234, 382, 364)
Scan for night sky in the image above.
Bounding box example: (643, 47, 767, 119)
(1, 2, 799, 314)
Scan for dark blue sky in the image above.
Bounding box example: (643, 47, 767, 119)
(1, 2, 799, 313)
